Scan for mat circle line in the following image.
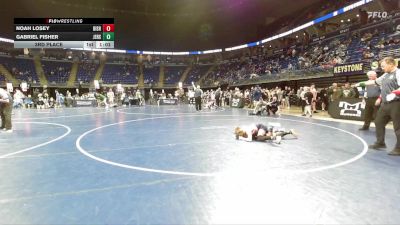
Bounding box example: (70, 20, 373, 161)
(0, 122, 72, 159)
(76, 114, 368, 176)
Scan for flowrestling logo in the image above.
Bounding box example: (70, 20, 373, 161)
(368, 11, 388, 19)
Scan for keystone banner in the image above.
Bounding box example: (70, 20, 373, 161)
(333, 62, 364, 75)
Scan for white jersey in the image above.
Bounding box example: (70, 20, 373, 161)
(210, 92, 215, 100)
(188, 90, 194, 98)
(107, 91, 114, 99)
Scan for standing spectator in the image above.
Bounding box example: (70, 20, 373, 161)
(253, 86, 262, 108)
(297, 87, 303, 107)
(149, 89, 154, 105)
(0, 88, 13, 132)
(135, 89, 144, 106)
(300, 87, 307, 115)
(281, 86, 288, 109)
(310, 84, 318, 113)
(319, 88, 329, 111)
(188, 88, 195, 105)
(215, 87, 221, 108)
(328, 83, 342, 102)
(249, 87, 255, 109)
(276, 87, 283, 106)
(55, 89, 62, 108)
(285, 87, 292, 109)
(107, 88, 115, 105)
(224, 90, 231, 106)
(303, 87, 313, 117)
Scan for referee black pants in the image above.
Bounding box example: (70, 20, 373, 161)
(363, 97, 378, 128)
(375, 101, 400, 149)
(195, 96, 202, 111)
(0, 103, 12, 130)
(216, 97, 220, 107)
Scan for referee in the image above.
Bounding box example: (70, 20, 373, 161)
(0, 88, 13, 133)
(359, 71, 381, 130)
(355, 57, 400, 155)
(192, 82, 203, 111)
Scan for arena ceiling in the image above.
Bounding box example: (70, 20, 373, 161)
(0, 0, 357, 51)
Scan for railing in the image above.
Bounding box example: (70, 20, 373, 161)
(201, 66, 335, 88)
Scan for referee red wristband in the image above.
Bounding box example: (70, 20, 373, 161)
(392, 90, 400, 95)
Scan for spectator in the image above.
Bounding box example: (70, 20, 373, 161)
(340, 82, 356, 98)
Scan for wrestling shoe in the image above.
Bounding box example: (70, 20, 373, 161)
(388, 148, 400, 156)
(289, 129, 298, 138)
(274, 135, 282, 144)
(369, 143, 386, 150)
(358, 126, 369, 131)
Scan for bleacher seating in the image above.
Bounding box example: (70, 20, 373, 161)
(76, 61, 99, 84)
(0, 56, 39, 83)
(0, 73, 5, 83)
(185, 65, 211, 84)
(0, 19, 398, 87)
(164, 66, 185, 84)
(143, 66, 159, 85)
(41, 60, 72, 84)
(101, 63, 138, 84)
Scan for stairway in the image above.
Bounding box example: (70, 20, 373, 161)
(66, 61, 78, 87)
(138, 63, 144, 88)
(179, 64, 193, 84)
(0, 64, 18, 85)
(158, 65, 165, 88)
(198, 64, 216, 84)
(93, 61, 105, 82)
(33, 56, 48, 86)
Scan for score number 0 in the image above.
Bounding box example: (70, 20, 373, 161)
(103, 24, 114, 32)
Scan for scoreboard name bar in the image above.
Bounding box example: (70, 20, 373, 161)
(15, 32, 114, 41)
(15, 24, 114, 32)
(14, 18, 114, 24)
(14, 41, 114, 49)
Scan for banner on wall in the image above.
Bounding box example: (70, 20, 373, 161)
(328, 98, 365, 121)
(333, 62, 364, 75)
(231, 97, 245, 108)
